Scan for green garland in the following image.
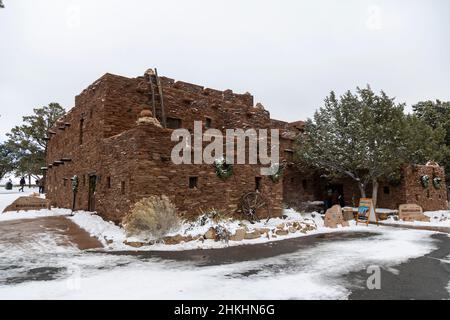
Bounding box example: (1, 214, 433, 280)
(214, 158, 233, 180)
(433, 177, 442, 189)
(269, 164, 285, 183)
(420, 175, 430, 188)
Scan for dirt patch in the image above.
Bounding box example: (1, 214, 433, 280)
(0, 216, 103, 250)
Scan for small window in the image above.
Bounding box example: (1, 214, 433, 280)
(383, 186, 390, 195)
(255, 177, 262, 191)
(189, 177, 198, 189)
(121, 181, 125, 194)
(166, 117, 182, 129)
(107, 177, 111, 189)
(205, 117, 212, 129)
(290, 177, 295, 183)
(284, 150, 294, 162)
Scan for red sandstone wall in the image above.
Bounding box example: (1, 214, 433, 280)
(46, 71, 284, 223)
(403, 165, 448, 211)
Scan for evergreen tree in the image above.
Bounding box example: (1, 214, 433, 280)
(412, 100, 450, 182)
(296, 86, 426, 207)
(0, 142, 15, 181)
(6, 103, 66, 183)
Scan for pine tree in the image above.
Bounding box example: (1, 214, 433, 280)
(0, 143, 15, 181)
(6, 103, 66, 183)
(412, 100, 450, 182)
(296, 86, 424, 207)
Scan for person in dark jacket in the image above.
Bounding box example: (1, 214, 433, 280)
(19, 177, 26, 192)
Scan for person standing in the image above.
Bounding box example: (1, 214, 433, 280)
(19, 177, 26, 192)
(38, 178, 45, 194)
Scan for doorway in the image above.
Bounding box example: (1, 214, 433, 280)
(324, 184, 345, 209)
(88, 175, 97, 212)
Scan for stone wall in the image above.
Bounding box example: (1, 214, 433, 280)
(46, 70, 448, 222)
(403, 164, 448, 211)
(46, 71, 284, 224)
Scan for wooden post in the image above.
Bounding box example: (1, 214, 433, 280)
(155, 68, 167, 128)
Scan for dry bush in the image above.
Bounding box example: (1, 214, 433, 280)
(122, 195, 180, 239)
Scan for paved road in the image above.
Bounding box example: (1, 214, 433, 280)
(108, 231, 450, 300)
(348, 233, 450, 300)
(1, 215, 449, 299)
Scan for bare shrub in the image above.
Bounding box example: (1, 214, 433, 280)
(122, 195, 180, 239)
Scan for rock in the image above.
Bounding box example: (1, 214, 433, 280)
(230, 228, 246, 241)
(276, 223, 285, 230)
(399, 204, 430, 222)
(324, 205, 348, 229)
(204, 227, 217, 240)
(292, 222, 301, 229)
(256, 228, 270, 234)
(3, 196, 51, 213)
(342, 208, 355, 221)
(123, 240, 145, 248)
(288, 226, 297, 233)
(276, 229, 289, 236)
(163, 234, 192, 245)
(244, 231, 261, 240)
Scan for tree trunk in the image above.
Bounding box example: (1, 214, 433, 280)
(28, 175, 31, 188)
(372, 178, 379, 208)
(358, 182, 367, 198)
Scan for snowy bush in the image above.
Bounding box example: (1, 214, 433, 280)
(122, 195, 180, 239)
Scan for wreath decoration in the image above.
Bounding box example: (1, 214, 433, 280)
(214, 158, 233, 180)
(420, 175, 430, 188)
(269, 163, 285, 183)
(433, 177, 442, 189)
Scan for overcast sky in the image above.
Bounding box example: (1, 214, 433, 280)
(0, 0, 449, 141)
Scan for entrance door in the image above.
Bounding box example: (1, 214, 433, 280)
(325, 184, 345, 208)
(88, 175, 97, 212)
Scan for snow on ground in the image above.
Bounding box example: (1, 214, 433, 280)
(385, 210, 450, 228)
(0, 187, 68, 221)
(0, 187, 40, 212)
(69, 208, 356, 251)
(0, 226, 437, 300)
(0, 190, 444, 299)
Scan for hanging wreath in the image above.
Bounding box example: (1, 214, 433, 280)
(420, 175, 430, 188)
(433, 177, 442, 189)
(269, 163, 285, 183)
(214, 158, 233, 180)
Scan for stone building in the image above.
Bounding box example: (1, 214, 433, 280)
(45, 70, 288, 223)
(45, 69, 448, 223)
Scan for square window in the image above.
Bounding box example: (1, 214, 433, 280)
(189, 177, 198, 189)
(255, 177, 262, 191)
(383, 186, 390, 195)
(166, 117, 182, 129)
(205, 117, 212, 129)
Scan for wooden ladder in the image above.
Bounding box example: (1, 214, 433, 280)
(146, 68, 167, 128)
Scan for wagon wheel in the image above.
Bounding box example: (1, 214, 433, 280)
(240, 191, 271, 223)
